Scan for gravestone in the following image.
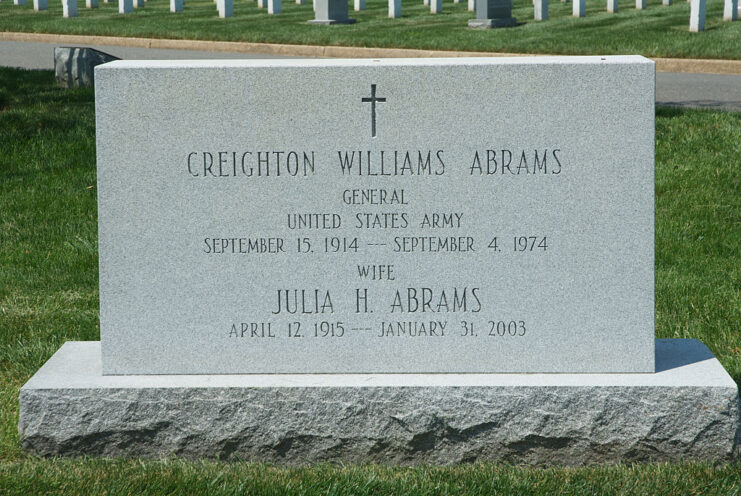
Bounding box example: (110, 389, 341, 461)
(468, 0, 516, 27)
(217, 0, 233, 17)
(723, 0, 737, 20)
(607, 0, 617, 13)
(62, 0, 77, 16)
(309, 0, 354, 23)
(170, 0, 183, 12)
(534, 0, 547, 19)
(54, 47, 119, 88)
(268, 0, 280, 14)
(33, 0, 47, 11)
(389, 0, 400, 17)
(690, 0, 705, 30)
(19, 57, 740, 464)
(119, 0, 132, 13)
(572, 0, 584, 16)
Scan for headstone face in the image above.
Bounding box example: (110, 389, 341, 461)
(95, 57, 655, 375)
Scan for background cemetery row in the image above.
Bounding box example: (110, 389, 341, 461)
(2, 0, 738, 31)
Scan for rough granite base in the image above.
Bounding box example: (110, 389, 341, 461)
(19, 340, 739, 465)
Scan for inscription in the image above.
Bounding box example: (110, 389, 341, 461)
(188, 146, 564, 347)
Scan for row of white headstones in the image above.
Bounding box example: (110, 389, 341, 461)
(3, 0, 738, 31)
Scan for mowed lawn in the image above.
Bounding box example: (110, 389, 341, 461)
(1, 0, 741, 59)
(1, 68, 740, 494)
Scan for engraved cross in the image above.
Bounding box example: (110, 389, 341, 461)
(361, 84, 386, 138)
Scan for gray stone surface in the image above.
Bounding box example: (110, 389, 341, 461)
(690, 0, 705, 31)
(309, 0, 354, 23)
(95, 57, 655, 375)
(469, 0, 516, 26)
(19, 339, 740, 464)
(54, 47, 118, 88)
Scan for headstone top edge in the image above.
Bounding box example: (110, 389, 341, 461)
(19, 340, 737, 391)
(94, 55, 654, 71)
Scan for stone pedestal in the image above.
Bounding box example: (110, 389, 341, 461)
(309, 0, 354, 23)
(468, 0, 516, 27)
(19, 340, 740, 464)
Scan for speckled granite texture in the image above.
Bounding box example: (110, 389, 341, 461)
(19, 340, 739, 464)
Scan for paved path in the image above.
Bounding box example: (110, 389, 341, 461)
(2, 40, 740, 112)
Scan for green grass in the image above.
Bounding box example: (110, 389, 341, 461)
(1, 0, 741, 59)
(2, 458, 741, 495)
(1, 67, 740, 493)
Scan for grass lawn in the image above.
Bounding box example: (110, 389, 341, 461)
(1, 0, 741, 59)
(1, 67, 740, 493)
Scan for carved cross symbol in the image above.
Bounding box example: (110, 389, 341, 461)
(361, 84, 386, 138)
